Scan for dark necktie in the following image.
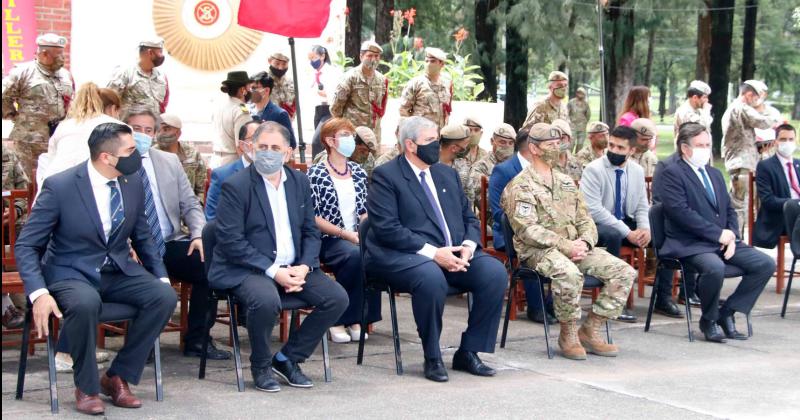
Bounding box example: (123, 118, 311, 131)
(107, 180, 124, 240)
(138, 167, 166, 257)
(419, 171, 451, 246)
(614, 168, 624, 220)
(787, 162, 800, 197)
(698, 168, 717, 206)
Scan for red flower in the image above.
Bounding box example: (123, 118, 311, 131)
(403, 8, 416, 26)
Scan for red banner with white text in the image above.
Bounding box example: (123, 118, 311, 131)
(2, 0, 38, 75)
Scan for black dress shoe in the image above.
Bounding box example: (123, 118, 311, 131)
(527, 308, 557, 325)
(271, 356, 313, 388)
(184, 340, 232, 360)
(699, 318, 727, 343)
(654, 299, 683, 319)
(717, 315, 747, 340)
(251, 367, 280, 393)
(424, 358, 449, 382)
(452, 349, 496, 377)
(616, 309, 637, 323)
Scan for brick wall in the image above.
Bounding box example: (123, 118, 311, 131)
(34, 0, 71, 68)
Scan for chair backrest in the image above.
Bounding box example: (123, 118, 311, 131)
(479, 176, 493, 248)
(201, 220, 217, 276)
(291, 162, 308, 173)
(748, 170, 757, 245)
(500, 214, 519, 263)
(357, 217, 370, 282)
(784, 199, 800, 258)
(2, 189, 30, 270)
(644, 176, 653, 205)
(648, 203, 666, 258)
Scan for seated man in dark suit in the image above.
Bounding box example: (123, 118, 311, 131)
(208, 121, 348, 392)
(366, 116, 507, 383)
(754, 123, 799, 248)
(205, 120, 260, 220)
(661, 122, 775, 343)
(15, 123, 177, 415)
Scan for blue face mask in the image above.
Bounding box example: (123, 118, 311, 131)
(133, 132, 152, 155)
(253, 150, 285, 176)
(310, 59, 322, 70)
(336, 135, 356, 158)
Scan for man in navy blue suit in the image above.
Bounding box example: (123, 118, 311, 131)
(754, 124, 799, 248)
(15, 123, 177, 415)
(205, 120, 260, 220)
(249, 71, 296, 148)
(661, 122, 774, 343)
(366, 116, 506, 383)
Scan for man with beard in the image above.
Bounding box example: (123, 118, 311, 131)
(399, 47, 453, 129)
(629, 118, 660, 178)
(267, 52, 296, 119)
(154, 113, 207, 202)
(107, 38, 169, 116)
(576, 122, 610, 167)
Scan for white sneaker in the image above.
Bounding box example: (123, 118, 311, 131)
(347, 325, 367, 341)
(329, 326, 351, 343)
(55, 352, 73, 373)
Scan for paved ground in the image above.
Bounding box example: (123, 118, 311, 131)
(3, 270, 798, 419)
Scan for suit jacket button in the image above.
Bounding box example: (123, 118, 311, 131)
(96, 268, 101, 272)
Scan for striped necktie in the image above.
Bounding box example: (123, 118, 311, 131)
(107, 180, 124, 240)
(138, 167, 166, 257)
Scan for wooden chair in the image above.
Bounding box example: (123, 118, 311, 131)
(291, 162, 308, 173)
(202, 167, 212, 208)
(781, 199, 799, 318)
(478, 176, 517, 318)
(748, 171, 789, 294)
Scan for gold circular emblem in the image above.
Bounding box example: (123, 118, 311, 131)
(153, 0, 262, 71)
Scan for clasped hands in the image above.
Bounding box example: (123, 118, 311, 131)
(718, 229, 737, 260)
(274, 264, 310, 293)
(434, 245, 473, 272)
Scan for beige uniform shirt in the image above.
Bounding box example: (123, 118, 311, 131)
(630, 149, 658, 178)
(399, 74, 452, 128)
(567, 98, 590, 132)
(576, 146, 603, 167)
(107, 64, 168, 115)
(330, 65, 388, 143)
(212, 96, 252, 155)
(673, 100, 712, 137)
(522, 97, 569, 130)
(721, 98, 779, 172)
(155, 141, 207, 202)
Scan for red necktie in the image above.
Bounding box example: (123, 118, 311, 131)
(787, 162, 800, 197)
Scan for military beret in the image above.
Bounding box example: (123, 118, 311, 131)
(270, 52, 290, 62)
(36, 33, 67, 48)
(630, 118, 658, 139)
(463, 115, 482, 129)
(354, 126, 377, 151)
(548, 71, 568, 82)
(139, 38, 165, 49)
(360, 41, 383, 54)
(425, 47, 447, 62)
(587, 121, 609, 133)
(689, 80, 711, 95)
(743, 79, 768, 95)
(160, 113, 182, 129)
(527, 123, 561, 142)
(493, 123, 516, 140)
(440, 123, 470, 141)
(551, 119, 572, 138)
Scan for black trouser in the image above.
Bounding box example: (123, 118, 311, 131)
(231, 270, 348, 368)
(373, 255, 507, 360)
(320, 237, 382, 326)
(163, 240, 215, 347)
(311, 105, 331, 158)
(48, 273, 177, 395)
(681, 244, 774, 321)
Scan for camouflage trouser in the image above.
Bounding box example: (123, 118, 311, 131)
(533, 247, 636, 321)
(729, 168, 750, 238)
(14, 139, 49, 180)
(573, 130, 587, 153)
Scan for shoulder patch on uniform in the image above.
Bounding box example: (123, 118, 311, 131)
(561, 179, 577, 192)
(240, 104, 249, 113)
(516, 201, 533, 217)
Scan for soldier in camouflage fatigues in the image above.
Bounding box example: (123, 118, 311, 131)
(501, 123, 635, 360)
(630, 118, 660, 178)
(468, 123, 516, 202)
(567, 87, 591, 152)
(154, 113, 207, 202)
(268, 52, 296, 119)
(375, 147, 401, 167)
(107, 38, 169, 116)
(575, 121, 610, 168)
(522, 71, 570, 131)
(2, 33, 74, 178)
(330, 42, 388, 144)
(552, 119, 583, 182)
(673, 80, 712, 138)
(461, 116, 490, 200)
(399, 48, 452, 129)
(2, 148, 29, 327)
(438, 123, 475, 202)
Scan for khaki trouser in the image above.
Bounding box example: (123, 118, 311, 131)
(729, 168, 750, 239)
(14, 139, 49, 180)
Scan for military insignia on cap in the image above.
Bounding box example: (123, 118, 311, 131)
(36, 33, 67, 48)
(516, 202, 532, 217)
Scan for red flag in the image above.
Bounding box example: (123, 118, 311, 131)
(237, 0, 333, 38)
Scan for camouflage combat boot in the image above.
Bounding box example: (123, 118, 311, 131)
(579, 311, 619, 357)
(558, 320, 587, 360)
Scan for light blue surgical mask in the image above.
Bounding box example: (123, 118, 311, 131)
(254, 150, 285, 176)
(133, 132, 152, 155)
(336, 135, 356, 158)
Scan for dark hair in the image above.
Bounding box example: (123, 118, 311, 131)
(440, 135, 467, 148)
(676, 122, 708, 156)
(88, 122, 132, 160)
(609, 125, 638, 148)
(122, 107, 159, 127)
(775, 123, 796, 138)
(138, 46, 158, 54)
(251, 71, 274, 90)
(238, 120, 259, 142)
(514, 128, 530, 152)
(221, 82, 247, 98)
(686, 88, 706, 99)
(310, 45, 331, 64)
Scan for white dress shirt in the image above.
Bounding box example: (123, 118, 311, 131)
(777, 154, 800, 200)
(683, 158, 717, 202)
(517, 152, 530, 171)
(241, 155, 252, 168)
(263, 168, 297, 278)
(140, 152, 174, 240)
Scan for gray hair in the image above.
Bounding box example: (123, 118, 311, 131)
(676, 122, 708, 156)
(253, 121, 291, 146)
(398, 116, 438, 152)
(122, 106, 160, 127)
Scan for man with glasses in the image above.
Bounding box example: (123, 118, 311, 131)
(205, 120, 260, 221)
(248, 72, 296, 149)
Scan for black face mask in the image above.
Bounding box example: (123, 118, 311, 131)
(152, 55, 165, 67)
(113, 149, 143, 175)
(606, 150, 627, 167)
(415, 140, 440, 165)
(244, 91, 253, 103)
(270, 65, 287, 78)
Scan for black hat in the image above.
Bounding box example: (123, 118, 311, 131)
(222, 71, 250, 86)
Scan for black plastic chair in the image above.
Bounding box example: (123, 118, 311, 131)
(198, 221, 331, 392)
(782, 199, 800, 318)
(645, 203, 752, 341)
(499, 214, 611, 359)
(15, 302, 163, 414)
(355, 217, 470, 375)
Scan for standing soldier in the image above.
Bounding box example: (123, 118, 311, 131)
(330, 41, 388, 144)
(629, 118, 660, 177)
(522, 71, 570, 130)
(673, 80, 712, 137)
(501, 123, 636, 360)
(576, 121, 609, 167)
(154, 113, 208, 202)
(268, 52, 296, 119)
(567, 87, 591, 152)
(211, 71, 255, 167)
(107, 38, 169, 116)
(722, 80, 780, 235)
(2, 33, 74, 178)
(399, 47, 453, 129)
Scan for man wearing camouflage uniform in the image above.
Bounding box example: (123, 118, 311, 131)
(312, 126, 378, 177)
(673, 80, 712, 137)
(522, 71, 570, 130)
(722, 80, 780, 236)
(268, 52, 296, 119)
(438, 123, 474, 202)
(552, 119, 583, 182)
(576, 121, 609, 167)
(107, 38, 169, 116)
(330, 41, 388, 143)
(154, 113, 207, 202)
(468, 123, 516, 201)
(502, 123, 636, 360)
(567, 87, 591, 152)
(2, 33, 74, 178)
(629, 118, 659, 177)
(2, 148, 29, 328)
(399, 47, 452, 129)
(462, 115, 490, 165)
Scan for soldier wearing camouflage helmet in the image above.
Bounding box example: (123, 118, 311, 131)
(629, 118, 660, 177)
(107, 38, 169, 116)
(576, 121, 609, 167)
(267, 51, 296, 119)
(567, 87, 591, 152)
(2, 33, 75, 177)
(552, 118, 583, 182)
(399, 47, 453, 129)
(522, 71, 570, 130)
(501, 123, 636, 360)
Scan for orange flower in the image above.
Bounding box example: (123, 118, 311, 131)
(403, 8, 416, 26)
(453, 28, 469, 42)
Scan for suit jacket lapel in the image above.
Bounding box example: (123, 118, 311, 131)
(117, 174, 137, 239)
(430, 165, 456, 238)
(283, 168, 301, 252)
(770, 155, 791, 197)
(250, 166, 276, 244)
(678, 160, 718, 209)
(400, 158, 442, 232)
(75, 164, 107, 244)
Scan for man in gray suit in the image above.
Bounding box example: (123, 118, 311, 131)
(124, 108, 231, 360)
(580, 125, 682, 318)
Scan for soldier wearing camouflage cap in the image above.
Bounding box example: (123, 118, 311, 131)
(522, 71, 570, 131)
(462, 115, 490, 165)
(501, 122, 636, 360)
(468, 123, 516, 210)
(437, 123, 475, 201)
(567, 87, 591, 152)
(576, 121, 610, 167)
(674, 80, 713, 137)
(154, 113, 208, 202)
(107, 38, 169, 117)
(629, 118, 660, 177)
(551, 119, 583, 182)
(330, 41, 388, 143)
(268, 51, 296, 119)
(399, 47, 453, 129)
(2, 33, 75, 178)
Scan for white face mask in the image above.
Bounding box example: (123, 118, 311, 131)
(687, 146, 711, 168)
(777, 141, 797, 159)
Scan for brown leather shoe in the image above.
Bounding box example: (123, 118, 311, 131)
(75, 389, 105, 415)
(100, 374, 142, 408)
(2, 305, 25, 329)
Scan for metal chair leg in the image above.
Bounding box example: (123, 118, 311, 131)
(746, 312, 753, 337)
(500, 275, 517, 348)
(153, 336, 163, 401)
(321, 334, 332, 382)
(682, 269, 695, 342)
(538, 278, 553, 359)
(782, 259, 796, 318)
(644, 270, 659, 332)
(198, 290, 215, 380)
(15, 308, 32, 400)
(357, 286, 369, 365)
(47, 316, 58, 414)
(388, 288, 403, 375)
(290, 310, 299, 334)
(227, 295, 245, 392)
